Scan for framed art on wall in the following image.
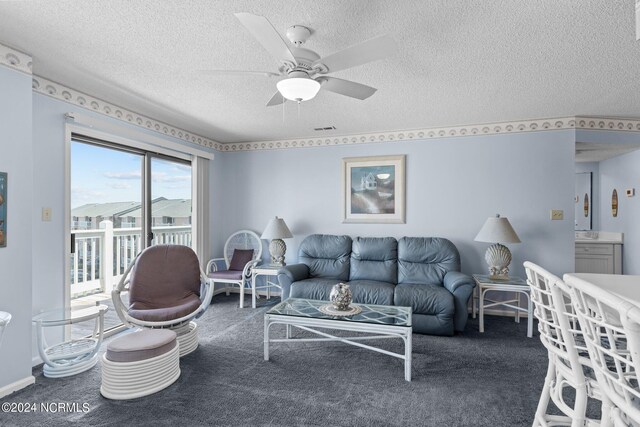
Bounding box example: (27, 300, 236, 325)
(342, 155, 405, 223)
(0, 172, 6, 247)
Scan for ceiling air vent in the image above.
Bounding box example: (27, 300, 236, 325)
(314, 126, 336, 131)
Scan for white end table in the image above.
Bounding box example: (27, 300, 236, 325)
(472, 274, 533, 338)
(251, 264, 282, 309)
(32, 303, 108, 378)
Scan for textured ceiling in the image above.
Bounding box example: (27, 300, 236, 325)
(0, 1, 639, 144)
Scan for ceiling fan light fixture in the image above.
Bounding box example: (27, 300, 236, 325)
(276, 77, 321, 102)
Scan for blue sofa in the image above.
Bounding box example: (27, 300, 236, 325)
(277, 234, 475, 336)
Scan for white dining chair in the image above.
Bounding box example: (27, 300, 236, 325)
(0, 311, 11, 348)
(564, 274, 639, 427)
(524, 262, 607, 426)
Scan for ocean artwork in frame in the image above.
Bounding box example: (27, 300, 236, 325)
(342, 155, 405, 223)
(0, 172, 6, 247)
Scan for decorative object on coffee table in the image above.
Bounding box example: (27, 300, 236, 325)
(318, 303, 362, 316)
(330, 283, 352, 310)
(261, 216, 293, 266)
(474, 214, 521, 279)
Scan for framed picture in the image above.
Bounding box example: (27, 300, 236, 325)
(0, 172, 6, 247)
(342, 155, 405, 223)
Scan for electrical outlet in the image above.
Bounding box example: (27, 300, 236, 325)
(42, 207, 52, 222)
(550, 209, 564, 220)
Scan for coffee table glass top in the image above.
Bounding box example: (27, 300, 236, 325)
(267, 298, 412, 327)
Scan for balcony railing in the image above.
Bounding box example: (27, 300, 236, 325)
(71, 220, 192, 297)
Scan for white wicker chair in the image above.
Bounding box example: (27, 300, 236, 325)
(206, 230, 263, 308)
(112, 245, 213, 357)
(564, 274, 640, 427)
(524, 262, 607, 426)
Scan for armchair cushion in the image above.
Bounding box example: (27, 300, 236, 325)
(229, 249, 254, 271)
(207, 270, 243, 281)
(129, 294, 202, 322)
(129, 245, 201, 309)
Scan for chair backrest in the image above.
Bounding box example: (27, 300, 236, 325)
(298, 234, 352, 280)
(564, 274, 640, 424)
(397, 237, 460, 286)
(524, 262, 586, 380)
(350, 237, 398, 284)
(223, 230, 262, 267)
(129, 245, 201, 308)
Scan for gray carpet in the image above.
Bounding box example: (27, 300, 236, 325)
(3, 295, 551, 426)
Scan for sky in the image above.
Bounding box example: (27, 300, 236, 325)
(71, 141, 191, 208)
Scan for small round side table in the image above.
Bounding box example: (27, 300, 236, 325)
(32, 303, 108, 378)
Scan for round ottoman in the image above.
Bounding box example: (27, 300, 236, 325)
(100, 329, 180, 400)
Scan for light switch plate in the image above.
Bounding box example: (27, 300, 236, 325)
(550, 209, 564, 220)
(42, 207, 52, 222)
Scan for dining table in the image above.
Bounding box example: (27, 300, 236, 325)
(563, 273, 640, 307)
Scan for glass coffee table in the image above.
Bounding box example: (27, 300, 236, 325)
(32, 303, 108, 378)
(264, 298, 413, 381)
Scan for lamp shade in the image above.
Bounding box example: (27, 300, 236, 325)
(276, 77, 321, 102)
(474, 214, 521, 244)
(261, 217, 293, 240)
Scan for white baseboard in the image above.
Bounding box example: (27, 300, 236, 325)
(0, 376, 35, 399)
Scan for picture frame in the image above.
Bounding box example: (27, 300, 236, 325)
(0, 172, 6, 248)
(342, 155, 405, 224)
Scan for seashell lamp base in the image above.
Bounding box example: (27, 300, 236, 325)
(485, 243, 512, 279)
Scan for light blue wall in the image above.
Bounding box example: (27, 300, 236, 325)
(0, 66, 33, 391)
(216, 130, 576, 279)
(575, 162, 600, 230)
(598, 149, 640, 274)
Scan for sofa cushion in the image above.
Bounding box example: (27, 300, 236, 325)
(394, 283, 454, 317)
(350, 237, 398, 284)
(290, 278, 395, 306)
(347, 280, 395, 305)
(290, 278, 344, 300)
(298, 234, 352, 281)
(397, 237, 461, 286)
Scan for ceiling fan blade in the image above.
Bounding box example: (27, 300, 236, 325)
(198, 70, 280, 77)
(266, 91, 286, 107)
(313, 34, 396, 74)
(234, 13, 297, 66)
(317, 77, 377, 100)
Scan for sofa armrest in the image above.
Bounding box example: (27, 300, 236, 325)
(277, 264, 310, 300)
(443, 271, 475, 294)
(443, 271, 476, 332)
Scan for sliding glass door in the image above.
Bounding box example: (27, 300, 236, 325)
(69, 135, 192, 336)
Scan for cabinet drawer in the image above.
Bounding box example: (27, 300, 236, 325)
(575, 244, 614, 255)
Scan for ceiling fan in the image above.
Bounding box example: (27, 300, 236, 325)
(203, 13, 397, 106)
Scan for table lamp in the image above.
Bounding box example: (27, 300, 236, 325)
(261, 217, 293, 266)
(474, 214, 521, 279)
